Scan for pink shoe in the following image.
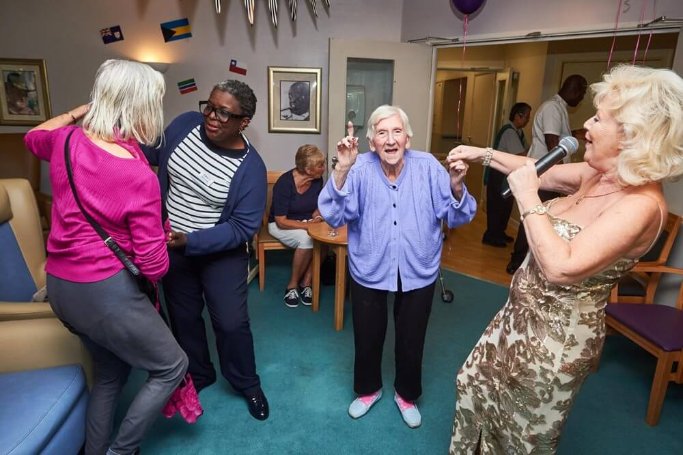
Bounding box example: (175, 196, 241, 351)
(394, 392, 421, 428)
(348, 389, 382, 419)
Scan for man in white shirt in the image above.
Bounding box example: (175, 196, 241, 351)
(506, 74, 587, 274)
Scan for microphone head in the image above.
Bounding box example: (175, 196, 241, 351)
(559, 136, 579, 156)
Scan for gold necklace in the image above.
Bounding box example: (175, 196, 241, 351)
(575, 188, 624, 205)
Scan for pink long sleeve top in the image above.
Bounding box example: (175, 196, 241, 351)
(24, 126, 169, 282)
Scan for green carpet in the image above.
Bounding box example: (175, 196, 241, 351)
(120, 251, 682, 454)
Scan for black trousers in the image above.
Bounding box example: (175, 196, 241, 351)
(163, 246, 261, 396)
(350, 275, 435, 401)
(484, 168, 514, 241)
(509, 189, 562, 264)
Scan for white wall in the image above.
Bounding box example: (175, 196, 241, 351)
(0, 0, 402, 183)
(401, 0, 683, 42)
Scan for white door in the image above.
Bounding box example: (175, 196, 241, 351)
(328, 38, 434, 157)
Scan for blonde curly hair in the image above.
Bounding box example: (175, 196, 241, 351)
(591, 65, 683, 186)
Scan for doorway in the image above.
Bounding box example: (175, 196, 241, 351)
(431, 68, 515, 203)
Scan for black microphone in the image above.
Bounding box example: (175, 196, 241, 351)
(501, 136, 579, 199)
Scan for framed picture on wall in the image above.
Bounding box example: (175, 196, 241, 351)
(268, 66, 321, 133)
(0, 58, 51, 126)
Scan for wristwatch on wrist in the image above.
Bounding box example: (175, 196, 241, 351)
(520, 204, 548, 223)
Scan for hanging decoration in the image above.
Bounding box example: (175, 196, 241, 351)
(221, 0, 331, 28)
(289, 0, 298, 20)
(450, 0, 485, 143)
(606, 0, 625, 69)
(245, 0, 255, 25)
(450, 0, 485, 16)
(633, 0, 655, 64)
(269, 0, 279, 27)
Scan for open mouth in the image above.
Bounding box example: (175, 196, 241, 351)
(205, 122, 220, 133)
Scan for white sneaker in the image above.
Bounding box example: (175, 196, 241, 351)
(394, 392, 421, 428)
(348, 390, 382, 419)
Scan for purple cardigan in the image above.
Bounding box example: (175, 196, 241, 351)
(318, 150, 476, 292)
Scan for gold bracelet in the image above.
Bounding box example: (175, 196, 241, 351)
(520, 204, 548, 223)
(482, 147, 494, 167)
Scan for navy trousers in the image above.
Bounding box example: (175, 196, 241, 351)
(163, 246, 261, 396)
(484, 168, 514, 242)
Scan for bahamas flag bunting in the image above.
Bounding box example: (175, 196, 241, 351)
(161, 18, 192, 42)
(177, 78, 198, 94)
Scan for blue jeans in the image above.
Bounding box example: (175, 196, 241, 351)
(48, 270, 188, 455)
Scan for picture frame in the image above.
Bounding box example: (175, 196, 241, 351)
(268, 66, 321, 133)
(0, 58, 51, 126)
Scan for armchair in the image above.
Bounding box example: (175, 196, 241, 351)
(0, 178, 90, 375)
(0, 178, 90, 453)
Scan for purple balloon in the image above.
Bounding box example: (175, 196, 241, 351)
(451, 0, 485, 15)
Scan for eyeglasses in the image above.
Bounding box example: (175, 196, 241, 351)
(199, 101, 248, 123)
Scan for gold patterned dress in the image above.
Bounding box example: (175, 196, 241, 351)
(449, 214, 637, 454)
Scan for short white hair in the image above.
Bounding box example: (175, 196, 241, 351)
(83, 59, 165, 145)
(365, 105, 413, 141)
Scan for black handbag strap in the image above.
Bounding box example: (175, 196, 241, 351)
(63, 129, 141, 276)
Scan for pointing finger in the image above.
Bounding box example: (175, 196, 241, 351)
(347, 121, 354, 138)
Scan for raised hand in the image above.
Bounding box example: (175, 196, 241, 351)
(446, 152, 469, 200)
(335, 121, 359, 171)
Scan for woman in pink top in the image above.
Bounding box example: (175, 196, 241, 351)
(24, 59, 188, 455)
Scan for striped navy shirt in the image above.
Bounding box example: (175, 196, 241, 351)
(166, 125, 247, 233)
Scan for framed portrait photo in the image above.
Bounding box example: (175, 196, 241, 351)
(268, 66, 321, 133)
(0, 58, 51, 126)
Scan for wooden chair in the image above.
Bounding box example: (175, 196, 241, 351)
(255, 171, 288, 291)
(605, 264, 683, 425)
(608, 212, 681, 304)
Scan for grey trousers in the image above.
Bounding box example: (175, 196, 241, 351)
(48, 270, 188, 455)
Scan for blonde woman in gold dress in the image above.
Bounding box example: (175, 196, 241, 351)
(445, 65, 683, 454)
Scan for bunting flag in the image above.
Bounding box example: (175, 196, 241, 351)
(177, 78, 198, 94)
(160, 18, 192, 42)
(100, 25, 124, 44)
(229, 59, 247, 76)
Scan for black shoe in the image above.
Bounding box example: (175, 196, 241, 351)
(503, 233, 514, 243)
(506, 260, 522, 275)
(298, 285, 313, 306)
(482, 236, 507, 248)
(245, 388, 269, 420)
(284, 288, 299, 307)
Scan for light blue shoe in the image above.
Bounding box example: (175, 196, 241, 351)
(348, 390, 382, 419)
(394, 392, 421, 428)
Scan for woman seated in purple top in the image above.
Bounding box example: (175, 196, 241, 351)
(268, 144, 326, 307)
(24, 59, 188, 455)
(317, 105, 476, 428)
